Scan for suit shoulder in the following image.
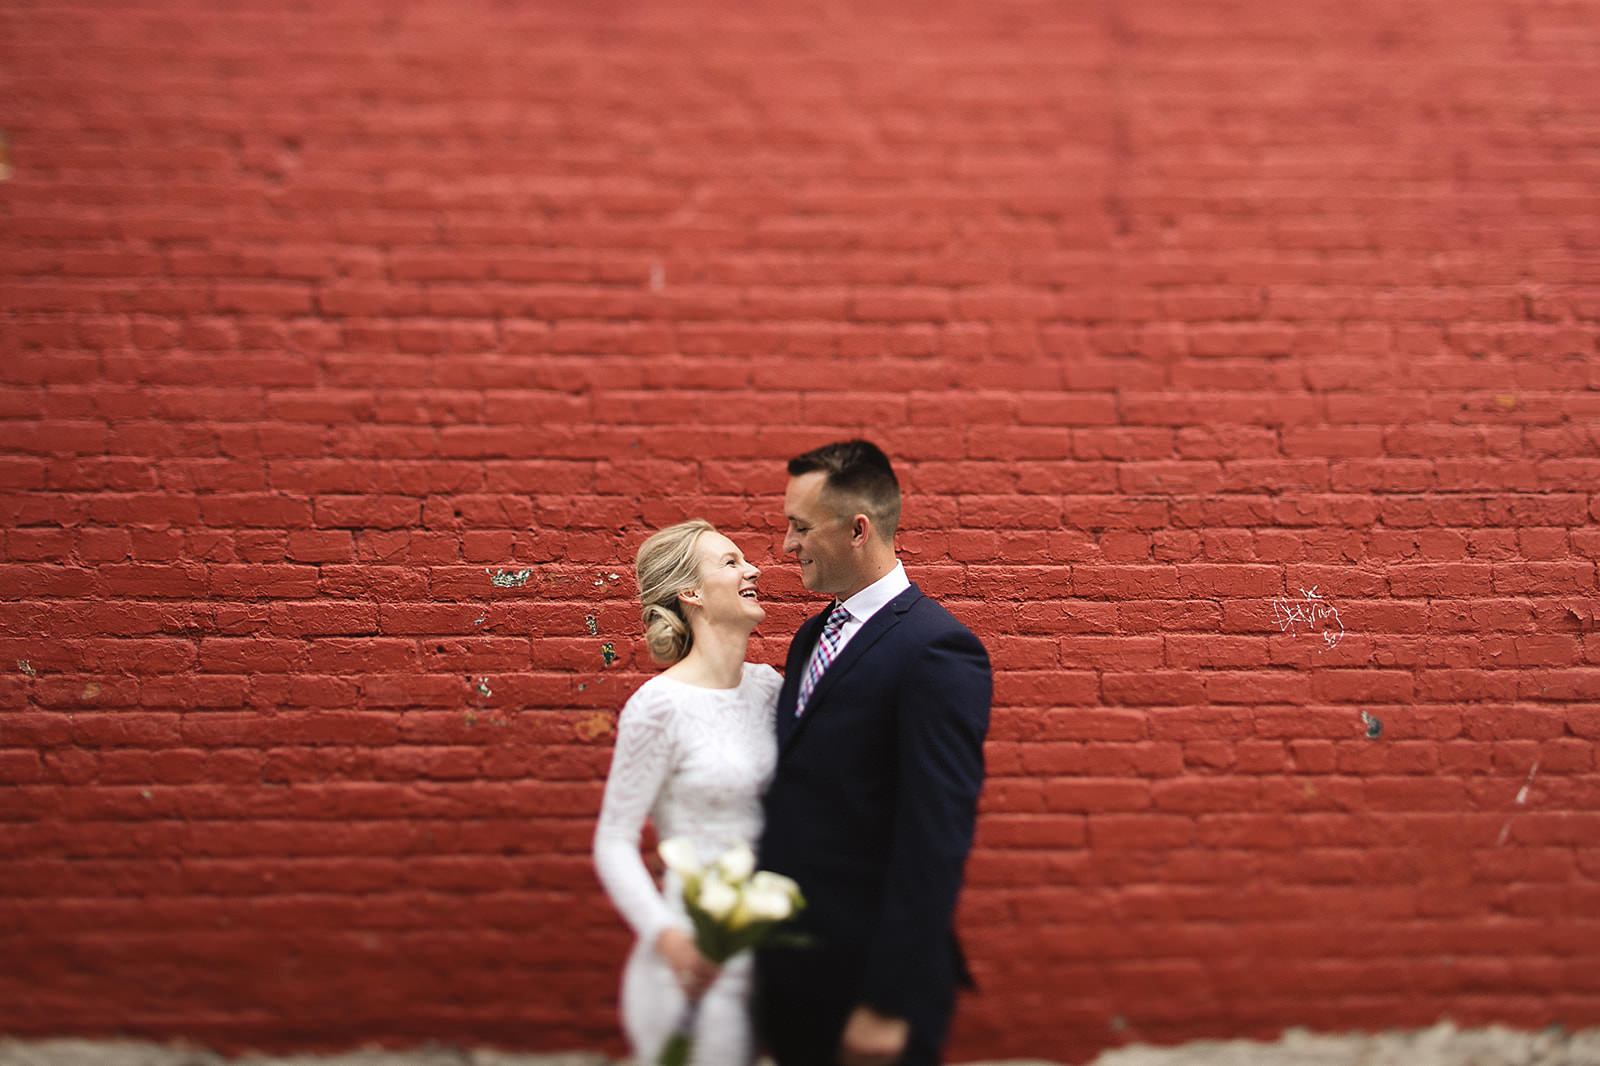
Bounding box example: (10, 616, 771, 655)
(905, 587, 983, 641)
(901, 593, 989, 669)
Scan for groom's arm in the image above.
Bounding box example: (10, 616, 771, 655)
(856, 621, 992, 1024)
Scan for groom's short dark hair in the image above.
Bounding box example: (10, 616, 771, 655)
(788, 439, 902, 541)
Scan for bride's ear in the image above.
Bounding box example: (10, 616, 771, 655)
(677, 586, 702, 609)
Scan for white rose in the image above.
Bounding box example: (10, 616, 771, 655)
(696, 872, 739, 921)
(715, 842, 756, 884)
(657, 837, 702, 880)
(740, 880, 794, 923)
(749, 870, 801, 902)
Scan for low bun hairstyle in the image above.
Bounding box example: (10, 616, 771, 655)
(635, 519, 715, 666)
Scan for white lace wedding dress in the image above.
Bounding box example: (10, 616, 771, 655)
(593, 663, 782, 1066)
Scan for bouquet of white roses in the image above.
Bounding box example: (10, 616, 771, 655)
(656, 837, 806, 1066)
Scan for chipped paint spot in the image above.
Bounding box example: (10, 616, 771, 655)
(487, 568, 532, 587)
(17, 660, 36, 676)
(80, 682, 101, 701)
(575, 712, 615, 742)
(1361, 711, 1382, 739)
(585, 615, 599, 635)
(474, 677, 492, 698)
(464, 711, 479, 726)
(600, 642, 617, 667)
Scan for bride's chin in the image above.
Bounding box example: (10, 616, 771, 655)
(712, 609, 763, 632)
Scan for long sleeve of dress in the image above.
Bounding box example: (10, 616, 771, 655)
(593, 687, 684, 950)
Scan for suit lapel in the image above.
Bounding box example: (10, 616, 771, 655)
(779, 584, 923, 755)
(776, 611, 824, 748)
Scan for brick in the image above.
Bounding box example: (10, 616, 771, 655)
(1364, 777, 1473, 812)
(977, 814, 1088, 849)
(1102, 672, 1207, 706)
(1072, 565, 1178, 599)
(1164, 636, 1271, 669)
(198, 494, 314, 528)
(1042, 779, 1153, 813)
(1523, 670, 1600, 701)
(1058, 636, 1163, 671)
(1087, 815, 1195, 850)
(1151, 777, 1261, 813)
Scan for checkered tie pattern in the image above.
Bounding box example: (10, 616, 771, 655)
(794, 602, 852, 716)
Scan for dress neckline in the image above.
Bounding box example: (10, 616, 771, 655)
(653, 663, 749, 693)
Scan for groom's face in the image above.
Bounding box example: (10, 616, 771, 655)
(783, 471, 856, 597)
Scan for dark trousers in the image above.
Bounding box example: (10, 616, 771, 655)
(755, 946, 955, 1066)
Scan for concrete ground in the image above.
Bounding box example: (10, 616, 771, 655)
(4, 1023, 1600, 1066)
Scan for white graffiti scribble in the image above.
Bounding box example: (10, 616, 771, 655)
(1272, 586, 1344, 649)
(1497, 760, 1541, 846)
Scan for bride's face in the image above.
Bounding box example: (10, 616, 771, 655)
(682, 531, 764, 628)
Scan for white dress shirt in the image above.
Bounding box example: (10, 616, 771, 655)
(828, 561, 910, 657)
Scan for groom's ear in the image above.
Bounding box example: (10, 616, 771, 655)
(850, 513, 871, 546)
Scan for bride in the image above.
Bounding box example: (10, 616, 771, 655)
(593, 519, 781, 1065)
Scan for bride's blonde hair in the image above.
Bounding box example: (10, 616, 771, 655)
(634, 519, 715, 665)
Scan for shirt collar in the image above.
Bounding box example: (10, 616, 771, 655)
(837, 561, 909, 624)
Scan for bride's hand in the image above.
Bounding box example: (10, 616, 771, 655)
(655, 927, 719, 1000)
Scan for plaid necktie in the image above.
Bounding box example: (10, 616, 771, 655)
(795, 602, 852, 716)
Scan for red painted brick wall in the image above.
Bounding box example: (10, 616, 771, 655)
(2, 0, 1598, 1062)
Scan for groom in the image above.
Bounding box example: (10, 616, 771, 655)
(756, 440, 992, 1066)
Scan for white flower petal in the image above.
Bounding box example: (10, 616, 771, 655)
(741, 883, 793, 922)
(715, 842, 756, 884)
(658, 837, 702, 879)
(697, 873, 738, 920)
(749, 870, 800, 900)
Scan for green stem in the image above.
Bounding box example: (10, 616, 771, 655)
(657, 1032, 692, 1066)
(657, 997, 699, 1066)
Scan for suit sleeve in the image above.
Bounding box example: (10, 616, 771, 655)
(857, 623, 991, 1018)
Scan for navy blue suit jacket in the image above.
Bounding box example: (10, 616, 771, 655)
(757, 582, 991, 1052)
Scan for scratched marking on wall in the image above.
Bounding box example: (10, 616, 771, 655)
(1272, 586, 1344, 649)
(1497, 760, 1540, 846)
